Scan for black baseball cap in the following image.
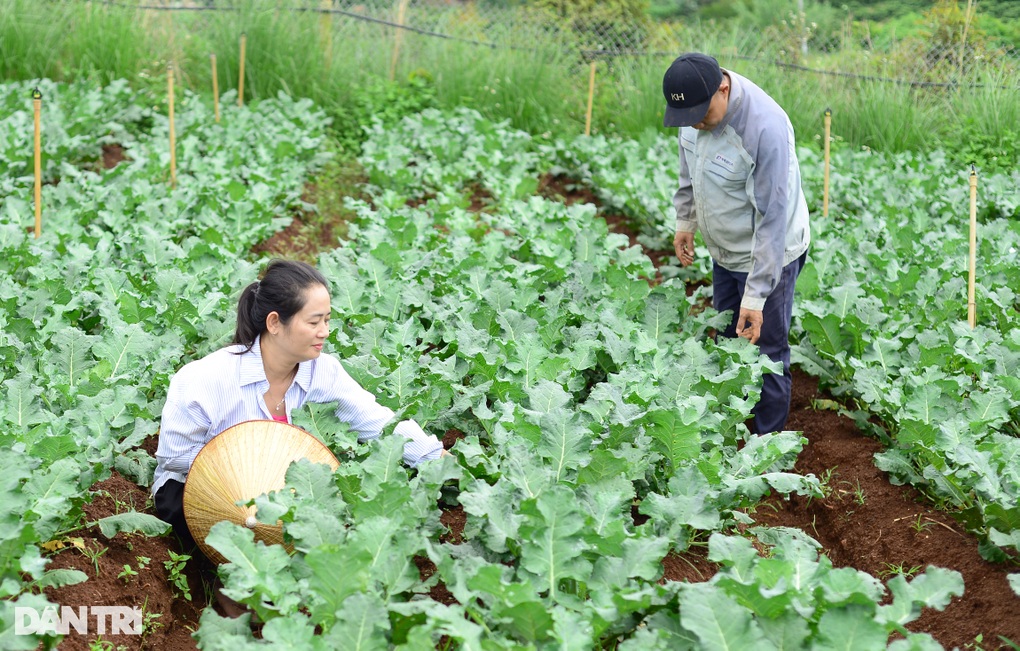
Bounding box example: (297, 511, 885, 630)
(662, 53, 723, 127)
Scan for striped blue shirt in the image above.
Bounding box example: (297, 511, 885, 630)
(151, 336, 443, 495)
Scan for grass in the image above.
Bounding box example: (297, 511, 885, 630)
(1, 0, 1017, 165)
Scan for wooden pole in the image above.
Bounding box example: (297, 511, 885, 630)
(389, 0, 410, 82)
(32, 88, 42, 238)
(168, 64, 177, 188)
(959, 0, 975, 79)
(584, 61, 596, 137)
(238, 33, 247, 107)
(321, 0, 333, 73)
(823, 108, 831, 218)
(967, 164, 978, 328)
(211, 53, 220, 123)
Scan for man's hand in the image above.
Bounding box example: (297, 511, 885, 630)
(674, 231, 695, 267)
(735, 308, 763, 344)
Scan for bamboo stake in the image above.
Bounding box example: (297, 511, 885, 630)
(959, 0, 975, 80)
(238, 33, 247, 107)
(823, 108, 831, 218)
(32, 88, 42, 238)
(168, 64, 177, 188)
(211, 53, 220, 123)
(584, 61, 596, 137)
(320, 0, 333, 73)
(389, 0, 410, 82)
(967, 164, 977, 328)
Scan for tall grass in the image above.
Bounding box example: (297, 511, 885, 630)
(1, 0, 1016, 164)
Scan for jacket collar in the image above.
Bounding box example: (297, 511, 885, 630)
(238, 334, 311, 390)
(712, 70, 744, 135)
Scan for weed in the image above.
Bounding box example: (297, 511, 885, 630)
(140, 597, 164, 642)
(79, 541, 108, 577)
(877, 562, 923, 579)
(117, 564, 138, 583)
(164, 550, 193, 601)
(851, 480, 867, 506)
(807, 466, 838, 506)
(963, 634, 985, 650)
(118, 555, 151, 583)
(87, 638, 127, 651)
(911, 514, 935, 534)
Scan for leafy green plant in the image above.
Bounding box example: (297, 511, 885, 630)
(140, 596, 164, 642)
(911, 514, 936, 534)
(878, 561, 924, 579)
(164, 550, 192, 602)
(117, 564, 137, 583)
(118, 555, 150, 582)
(79, 542, 108, 578)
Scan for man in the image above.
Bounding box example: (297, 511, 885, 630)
(663, 52, 810, 434)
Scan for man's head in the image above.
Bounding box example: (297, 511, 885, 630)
(662, 53, 728, 129)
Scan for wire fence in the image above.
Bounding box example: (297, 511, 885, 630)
(80, 0, 1020, 88)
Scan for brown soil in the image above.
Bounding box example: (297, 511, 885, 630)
(101, 144, 127, 170)
(42, 473, 205, 650)
(252, 183, 338, 264)
(758, 370, 1020, 650)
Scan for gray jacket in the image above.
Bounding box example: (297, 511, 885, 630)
(673, 70, 810, 312)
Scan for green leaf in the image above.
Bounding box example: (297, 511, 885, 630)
(46, 328, 97, 390)
(757, 612, 811, 650)
(322, 593, 390, 651)
(639, 467, 721, 535)
(24, 457, 82, 541)
(502, 601, 555, 643)
(2, 374, 47, 427)
(92, 322, 156, 379)
(517, 486, 592, 600)
(813, 605, 887, 650)
(206, 522, 303, 619)
(459, 477, 523, 554)
(97, 511, 171, 538)
(644, 406, 703, 469)
(193, 608, 258, 649)
(877, 567, 964, 626)
(31, 568, 89, 589)
(679, 582, 772, 650)
(304, 544, 373, 626)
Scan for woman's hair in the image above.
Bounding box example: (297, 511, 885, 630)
(232, 259, 329, 353)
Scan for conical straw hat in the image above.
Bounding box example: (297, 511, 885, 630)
(183, 419, 340, 565)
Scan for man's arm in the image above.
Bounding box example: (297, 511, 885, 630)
(743, 122, 795, 314)
(673, 131, 698, 266)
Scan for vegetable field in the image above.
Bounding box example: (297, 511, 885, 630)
(0, 80, 1018, 650)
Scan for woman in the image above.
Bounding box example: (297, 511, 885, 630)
(152, 259, 445, 551)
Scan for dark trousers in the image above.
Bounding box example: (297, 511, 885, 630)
(713, 252, 806, 434)
(154, 479, 199, 555)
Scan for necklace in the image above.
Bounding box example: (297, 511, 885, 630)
(272, 366, 298, 412)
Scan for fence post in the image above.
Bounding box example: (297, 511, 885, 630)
(33, 88, 42, 238)
(211, 53, 220, 123)
(168, 64, 177, 188)
(959, 0, 975, 80)
(321, 0, 333, 73)
(967, 164, 977, 328)
(584, 61, 596, 137)
(238, 33, 247, 107)
(823, 108, 831, 218)
(390, 0, 411, 82)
